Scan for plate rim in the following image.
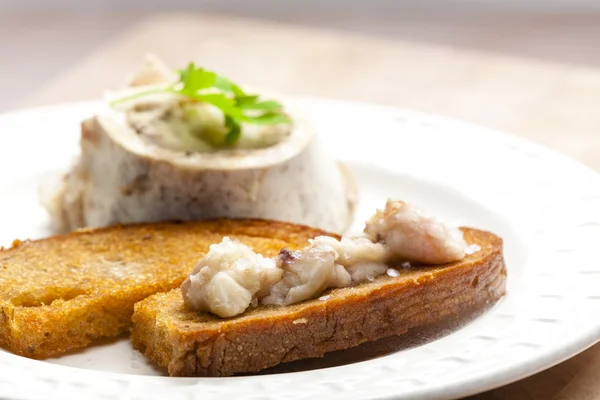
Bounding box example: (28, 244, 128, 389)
(1, 96, 599, 400)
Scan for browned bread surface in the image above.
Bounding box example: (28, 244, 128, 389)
(131, 228, 506, 377)
(0, 220, 328, 359)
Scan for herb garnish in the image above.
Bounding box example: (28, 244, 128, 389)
(110, 63, 291, 144)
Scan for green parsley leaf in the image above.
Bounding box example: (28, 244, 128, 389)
(178, 63, 217, 94)
(243, 112, 292, 125)
(224, 116, 242, 144)
(194, 93, 244, 120)
(110, 62, 291, 145)
(178, 63, 193, 85)
(214, 75, 246, 97)
(238, 100, 283, 111)
(109, 88, 174, 107)
(234, 95, 260, 106)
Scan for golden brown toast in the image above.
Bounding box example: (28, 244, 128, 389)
(131, 228, 506, 377)
(0, 220, 328, 359)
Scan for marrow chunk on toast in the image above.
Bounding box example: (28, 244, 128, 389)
(131, 228, 506, 377)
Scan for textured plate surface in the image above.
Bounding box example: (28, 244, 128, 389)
(0, 98, 599, 400)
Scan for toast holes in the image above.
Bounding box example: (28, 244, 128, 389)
(10, 288, 89, 307)
(471, 275, 480, 288)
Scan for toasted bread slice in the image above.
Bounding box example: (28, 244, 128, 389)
(131, 228, 506, 377)
(0, 220, 328, 359)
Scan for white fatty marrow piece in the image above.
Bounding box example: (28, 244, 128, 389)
(44, 101, 356, 234)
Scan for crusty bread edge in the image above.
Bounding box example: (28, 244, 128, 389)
(131, 228, 507, 377)
(0, 219, 331, 359)
(0, 219, 337, 253)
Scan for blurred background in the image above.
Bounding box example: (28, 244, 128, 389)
(2, 0, 600, 109)
(3, 0, 600, 168)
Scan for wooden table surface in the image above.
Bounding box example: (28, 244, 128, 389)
(21, 12, 600, 399)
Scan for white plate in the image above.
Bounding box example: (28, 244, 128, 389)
(0, 98, 599, 400)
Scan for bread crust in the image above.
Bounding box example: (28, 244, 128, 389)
(0, 219, 329, 358)
(131, 228, 506, 377)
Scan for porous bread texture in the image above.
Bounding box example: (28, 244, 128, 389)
(0, 219, 327, 358)
(131, 228, 506, 377)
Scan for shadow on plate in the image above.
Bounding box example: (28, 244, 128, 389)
(243, 303, 494, 375)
